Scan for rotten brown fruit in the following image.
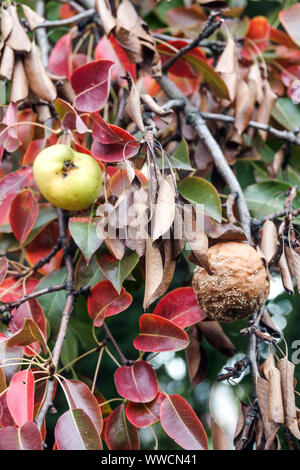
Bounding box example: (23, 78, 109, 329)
(192, 241, 269, 322)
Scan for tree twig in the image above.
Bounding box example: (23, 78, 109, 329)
(35, 209, 75, 430)
(35, 8, 96, 29)
(35, 0, 50, 68)
(102, 323, 131, 366)
(162, 15, 223, 73)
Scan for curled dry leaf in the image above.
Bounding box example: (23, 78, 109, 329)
(256, 376, 281, 449)
(267, 147, 284, 179)
(277, 357, 300, 439)
(5, 5, 31, 54)
(0, 45, 14, 80)
(234, 402, 255, 449)
(21, 5, 44, 31)
(125, 73, 144, 132)
(24, 43, 57, 103)
(152, 177, 175, 241)
(141, 94, 173, 124)
(197, 320, 236, 357)
(211, 417, 231, 450)
(285, 245, 300, 293)
(234, 78, 256, 135)
(279, 247, 294, 295)
(10, 58, 28, 103)
(215, 36, 237, 101)
(143, 237, 163, 310)
(185, 326, 208, 386)
(149, 239, 175, 303)
(1, 8, 13, 42)
(256, 80, 277, 141)
(260, 219, 278, 265)
(260, 354, 284, 424)
(95, 0, 116, 36)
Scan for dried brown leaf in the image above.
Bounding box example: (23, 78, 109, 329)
(235, 78, 256, 135)
(125, 79, 144, 132)
(277, 357, 300, 439)
(256, 80, 277, 141)
(285, 245, 300, 293)
(150, 239, 175, 302)
(105, 237, 125, 261)
(0, 45, 14, 80)
(267, 147, 284, 179)
(141, 94, 173, 124)
(260, 310, 281, 339)
(24, 42, 57, 102)
(143, 237, 163, 309)
(186, 325, 201, 384)
(152, 177, 175, 241)
(197, 320, 236, 357)
(10, 58, 28, 103)
(211, 417, 231, 450)
(256, 376, 280, 449)
(279, 247, 294, 295)
(95, 0, 116, 36)
(5, 5, 31, 53)
(22, 5, 44, 31)
(1, 7, 13, 41)
(260, 219, 278, 265)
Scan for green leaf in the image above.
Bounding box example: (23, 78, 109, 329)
(69, 217, 102, 264)
(168, 139, 194, 170)
(97, 250, 139, 293)
(75, 255, 106, 290)
(244, 181, 300, 217)
(184, 54, 230, 100)
(35, 268, 67, 340)
(177, 176, 222, 222)
(272, 98, 300, 131)
(60, 328, 78, 371)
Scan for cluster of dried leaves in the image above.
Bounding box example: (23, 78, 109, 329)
(0, 5, 57, 121)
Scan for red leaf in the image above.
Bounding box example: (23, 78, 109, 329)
(25, 221, 63, 275)
(0, 394, 15, 428)
(62, 379, 103, 434)
(21, 139, 45, 166)
(125, 392, 166, 428)
(87, 280, 132, 327)
(0, 422, 43, 450)
(91, 113, 139, 162)
(0, 257, 8, 285)
(59, 3, 76, 19)
(71, 60, 114, 112)
(160, 395, 208, 450)
(114, 361, 158, 403)
(10, 299, 47, 356)
(9, 190, 38, 244)
(55, 409, 102, 450)
(134, 314, 190, 352)
(105, 403, 139, 450)
(95, 35, 136, 83)
(0, 277, 39, 302)
(153, 287, 206, 328)
(55, 98, 87, 134)
(158, 40, 206, 78)
(49, 32, 72, 79)
(279, 4, 300, 48)
(7, 369, 34, 427)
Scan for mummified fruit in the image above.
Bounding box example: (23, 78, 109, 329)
(192, 241, 269, 322)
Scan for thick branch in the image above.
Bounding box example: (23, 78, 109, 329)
(35, 0, 50, 68)
(157, 74, 252, 242)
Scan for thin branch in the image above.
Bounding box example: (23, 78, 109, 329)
(35, 0, 50, 68)
(162, 16, 222, 73)
(102, 323, 131, 366)
(252, 207, 300, 227)
(201, 111, 300, 146)
(35, 8, 96, 29)
(157, 74, 252, 242)
(35, 209, 75, 430)
(0, 284, 67, 316)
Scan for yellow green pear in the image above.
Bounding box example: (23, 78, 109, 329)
(33, 144, 102, 210)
